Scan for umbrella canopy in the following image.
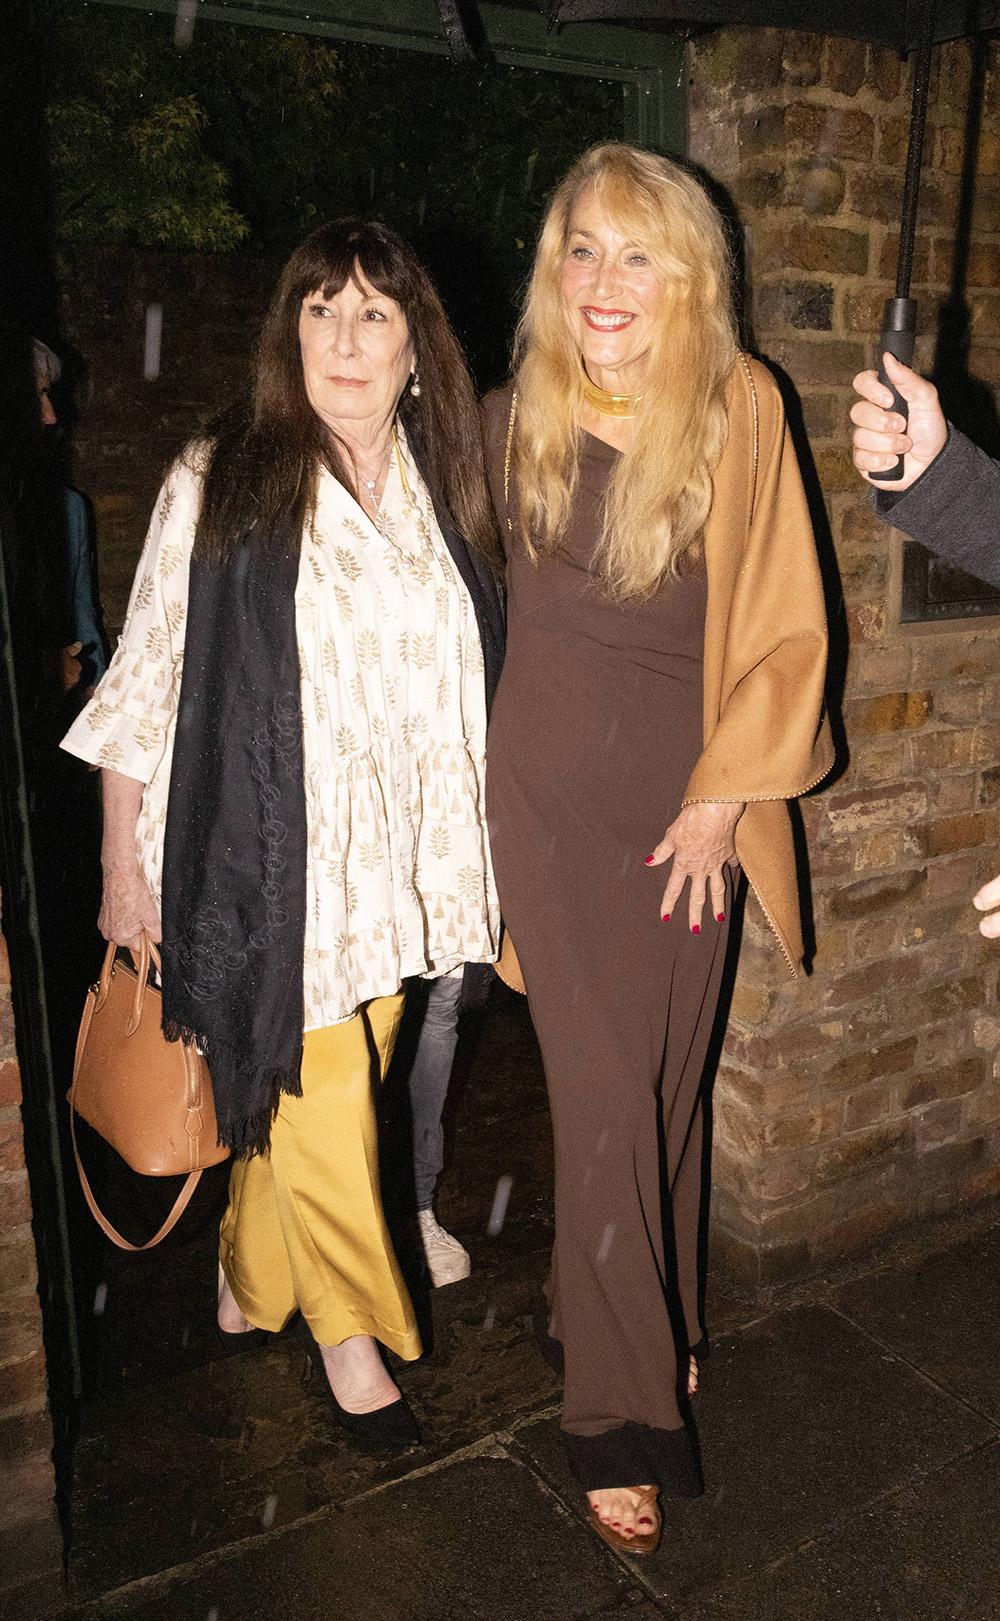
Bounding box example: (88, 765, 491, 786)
(549, 1, 1000, 51)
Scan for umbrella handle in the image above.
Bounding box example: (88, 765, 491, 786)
(869, 297, 918, 485)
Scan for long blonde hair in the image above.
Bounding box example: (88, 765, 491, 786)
(512, 144, 738, 598)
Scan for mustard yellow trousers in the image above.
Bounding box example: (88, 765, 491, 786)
(219, 994, 421, 1359)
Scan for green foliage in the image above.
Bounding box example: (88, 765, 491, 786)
(49, 3, 346, 250)
(49, 16, 247, 249)
(52, 1, 620, 254)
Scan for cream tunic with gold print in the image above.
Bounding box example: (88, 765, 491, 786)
(62, 434, 499, 1030)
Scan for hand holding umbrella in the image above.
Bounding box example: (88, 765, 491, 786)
(850, 353, 947, 490)
(974, 874, 1000, 939)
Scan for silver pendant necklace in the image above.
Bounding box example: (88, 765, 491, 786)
(360, 431, 403, 512)
(362, 459, 386, 510)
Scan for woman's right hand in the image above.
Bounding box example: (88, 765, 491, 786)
(99, 770, 161, 948)
(98, 860, 161, 948)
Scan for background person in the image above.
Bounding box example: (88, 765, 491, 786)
(6, 340, 110, 1112)
(62, 218, 504, 1447)
(31, 339, 108, 700)
(483, 144, 832, 1553)
(851, 353, 1000, 937)
(5, 339, 107, 724)
(402, 970, 471, 1285)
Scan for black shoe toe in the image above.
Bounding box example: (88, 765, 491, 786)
(331, 1394, 422, 1450)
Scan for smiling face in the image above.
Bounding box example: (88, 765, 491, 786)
(560, 187, 664, 395)
(298, 268, 414, 439)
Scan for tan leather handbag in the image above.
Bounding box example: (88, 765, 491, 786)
(68, 933, 229, 1251)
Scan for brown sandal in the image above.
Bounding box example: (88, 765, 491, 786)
(586, 1485, 662, 1555)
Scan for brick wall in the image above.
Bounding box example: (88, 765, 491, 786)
(690, 29, 1000, 1284)
(0, 891, 62, 1614)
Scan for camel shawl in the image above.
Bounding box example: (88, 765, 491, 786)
(688, 355, 834, 973)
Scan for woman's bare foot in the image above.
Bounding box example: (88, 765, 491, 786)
(688, 1354, 699, 1396)
(587, 1485, 660, 1541)
(320, 1334, 401, 1414)
(217, 1263, 256, 1334)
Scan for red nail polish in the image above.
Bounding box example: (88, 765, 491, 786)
(661, 913, 670, 922)
(644, 855, 655, 865)
(717, 912, 725, 922)
(691, 924, 700, 934)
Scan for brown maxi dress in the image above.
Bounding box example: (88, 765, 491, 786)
(483, 389, 730, 1496)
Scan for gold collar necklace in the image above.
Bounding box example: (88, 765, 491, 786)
(581, 367, 642, 420)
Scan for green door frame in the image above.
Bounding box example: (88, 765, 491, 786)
(91, 0, 686, 154)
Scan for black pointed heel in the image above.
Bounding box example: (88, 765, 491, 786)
(329, 1392, 422, 1449)
(303, 1352, 422, 1449)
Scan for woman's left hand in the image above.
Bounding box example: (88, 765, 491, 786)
(646, 801, 745, 932)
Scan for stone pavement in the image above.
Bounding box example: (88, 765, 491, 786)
(51, 992, 1000, 1620)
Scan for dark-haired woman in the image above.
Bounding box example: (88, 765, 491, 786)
(63, 219, 504, 1445)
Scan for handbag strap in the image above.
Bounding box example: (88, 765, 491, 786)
(69, 932, 201, 1252)
(68, 1095, 202, 1251)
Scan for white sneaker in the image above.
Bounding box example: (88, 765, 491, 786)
(417, 1209, 471, 1287)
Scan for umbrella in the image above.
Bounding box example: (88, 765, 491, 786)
(436, 0, 489, 62)
(869, 3, 934, 482)
(549, 3, 1000, 51)
(440, 0, 1000, 481)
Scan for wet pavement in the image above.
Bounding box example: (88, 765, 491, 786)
(48, 988, 1000, 1620)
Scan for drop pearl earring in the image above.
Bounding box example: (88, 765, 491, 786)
(410, 371, 421, 397)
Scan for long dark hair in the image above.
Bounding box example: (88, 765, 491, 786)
(194, 218, 499, 565)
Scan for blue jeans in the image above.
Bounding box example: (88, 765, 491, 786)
(408, 975, 463, 1211)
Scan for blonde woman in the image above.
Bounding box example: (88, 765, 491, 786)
(483, 145, 833, 1551)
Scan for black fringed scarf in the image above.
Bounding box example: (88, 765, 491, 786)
(160, 536, 307, 1157)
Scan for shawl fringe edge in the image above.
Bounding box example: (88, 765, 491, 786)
(162, 1016, 303, 1157)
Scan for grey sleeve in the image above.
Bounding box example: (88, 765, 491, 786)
(874, 424, 1000, 590)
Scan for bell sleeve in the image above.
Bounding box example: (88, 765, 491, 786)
(61, 458, 200, 783)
